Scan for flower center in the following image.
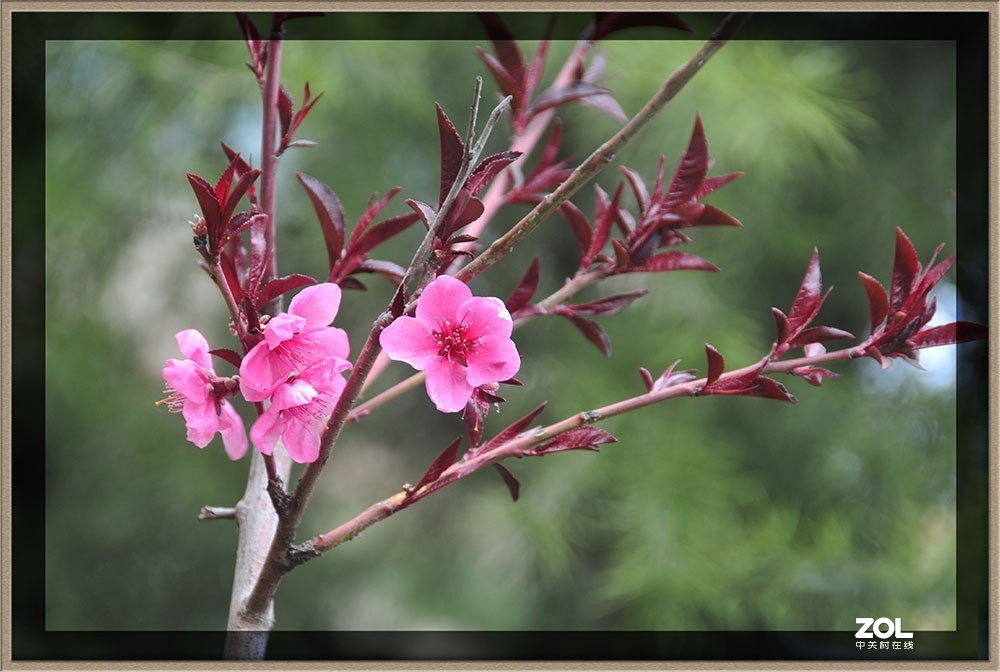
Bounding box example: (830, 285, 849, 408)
(432, 319, 478, 366)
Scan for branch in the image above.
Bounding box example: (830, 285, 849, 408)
(199, 505, 237, 521)
(456, 12, 751, 283)
(304, 340, 858, 557)
(258, 23, 284, 293)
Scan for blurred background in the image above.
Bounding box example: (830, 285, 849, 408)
(43, 21, 981, 636)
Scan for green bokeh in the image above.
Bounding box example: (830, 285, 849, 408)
(45, 33, 969, 633)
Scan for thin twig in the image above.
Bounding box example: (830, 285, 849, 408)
(199, 506, 237, 521)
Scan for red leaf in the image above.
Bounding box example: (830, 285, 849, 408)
(255, 274, 316, 309)
(639, 367, 654, 392)
(476, 48, 520, 101)
(219, 169, 261, 228)
(565, 290, 647, 317)
(693, 172, 743, 201)
(352, 259, 406, 285)
(523, 36, 550, 103)
(577, 92, 628, 124)
(463, 401, 485, 448)
(786, 248, 824, 332)
(352, 213, 420, 258)
(591, 12, 693, 40)
(621, 166, 650, 214)
(787, 326, 854, 350)
(492, 463, 521, 502)
(744, 377, 799, 404)
(218, 249, 243, 306)
(585, 183, 623, 266)
(889, 227, 921, 314)
(611, 239, 631, 269)
(530, 82, 613, 116)
(187, 173, 221, 238)
(556, 309, 612, 357)
(622, 251, 718, 274)
(340, 276, 368, 291)
(214, 157, 238, 204)
(481, 402, 548, 453)
(209, 348, 243, 369)
(771, 308, 790, 344)
(296, 172, 345, 270)
(558, 202, 592, 263)
(791, 366, 840, 387)
(909, 321, 988, 349)
(505, 257, 540, 314)
(858, 272, 889, 330)
(411, 437, 462, 496)
(436, 104, 466, 203)
(538, 118, 564, 170)
(915, 254, 956, 300)
(277, 85, 294, 140)
(692, 204, 742, 228)
(406, 199, 437, 230)
(443, 192, 485, 237)
(466, 151, 522, 195)
(704, 343, 724, 385)
(236, 12, 263, 67)
(477, 12, 524, 83)
(224, 212, 267, 240)
(527, 427, 617, 455)
(663, 116, 709, 210)
(655, 360, 698, 390)
(349, 188, 402, 250)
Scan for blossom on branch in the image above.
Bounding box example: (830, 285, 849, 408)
(159, 329, 247, 460)
(239, 283, 351, 402)
(380, 275, 521, 413)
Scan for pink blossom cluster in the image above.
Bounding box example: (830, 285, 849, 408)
(161, 277, 521, 462)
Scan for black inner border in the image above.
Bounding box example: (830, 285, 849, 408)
(12, 9, 990, 662)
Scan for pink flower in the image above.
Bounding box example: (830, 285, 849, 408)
(380, 275, 520, 413)
(240, 283, 351, 402)
(160, 329, 247, 460)
(249, 358, 351, 463)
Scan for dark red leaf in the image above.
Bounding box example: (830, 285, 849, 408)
(448, 234, 479, 246)
(565, 290, 647, 317)
(558, 202, 592, 263)
(556, 309, 612, 357)
(349, 188, 402, 250)
(530, 82, 613, 116)
(693, 172, 743, 201)
(236, 12, 263, 66)
(591, 12, 693, 40)
(411, 437, 462, 496)
(214, 157, 238, 204)
(663, 116, 709, 210)
(744, 377, 799, 404)
(466, 151, 523, 196)
(506, 257, 540, 314)
(909, 321, 988, 349)
(218, 250, 243, 307)
(476, 48, 521, 100)
(585, 183, 623, 266)
(492, 463, 521, 502)
(406, 199, 437, 230)
(277, 85, 294, 140)
(915, 254, 956, 300)
(787, 326, 854, 350)
(477, 12, 524, 83)
(577, 92, 628, 124)
(463, 401, 485, 448)
(296, 172, 346, 270)
(858, 272, 889, 330)
(655, 360, 698, 390)
(791, 366, 839, 387)
(611, 239, 631, 269)
(220, 168, 262, 228)
(621, 166, 650, 215)
(255, 274, 316, 309)
(187, 173, 221, 238)
(354, 259, 407, 285)
(704, 343, 724, 385)
(622, 251, 718, 274)
(538, 118, 564, 170)
(339, 276, 368, 291)
(889, 227, 921, 314)
(528, 427, 617, 455)
(224, 212, 267, 240)
(771, 308, 790, 344)
(436, 104, 466, 203)
(209, 348, 243, 369)
(443, 193, 486, 237)
(481, 402, 548, 453)
(692, 204, 742, 228)
(786, 249, 823, 333)
(353, 213, 420, 258)
(639, 367, 654, 392)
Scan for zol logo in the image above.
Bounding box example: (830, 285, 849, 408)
(855, 617, 914, 639)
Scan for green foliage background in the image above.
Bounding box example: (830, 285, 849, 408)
(45, 26, 973, 634)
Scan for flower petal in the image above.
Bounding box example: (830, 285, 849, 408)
(175, 329, 212, 369)
(466, 335, 520, 387)
(264, 313, 307, 350)
(458, 296, 513, 340)
(250, 405, 284, 456)
(301, 325, 351, 361)
(282, 419, 322, 464)
(288, 282, 342, 328)
(425, 357, 474, 413)
(415, 275, 472, 328)
(239, 341, 281, 402)
(271, 378, 318, 410)
(380, 317, 439, 370)
(163, 359, 210, 402)
(182, 398, 218, 448)
(218, 401, 248, 460)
